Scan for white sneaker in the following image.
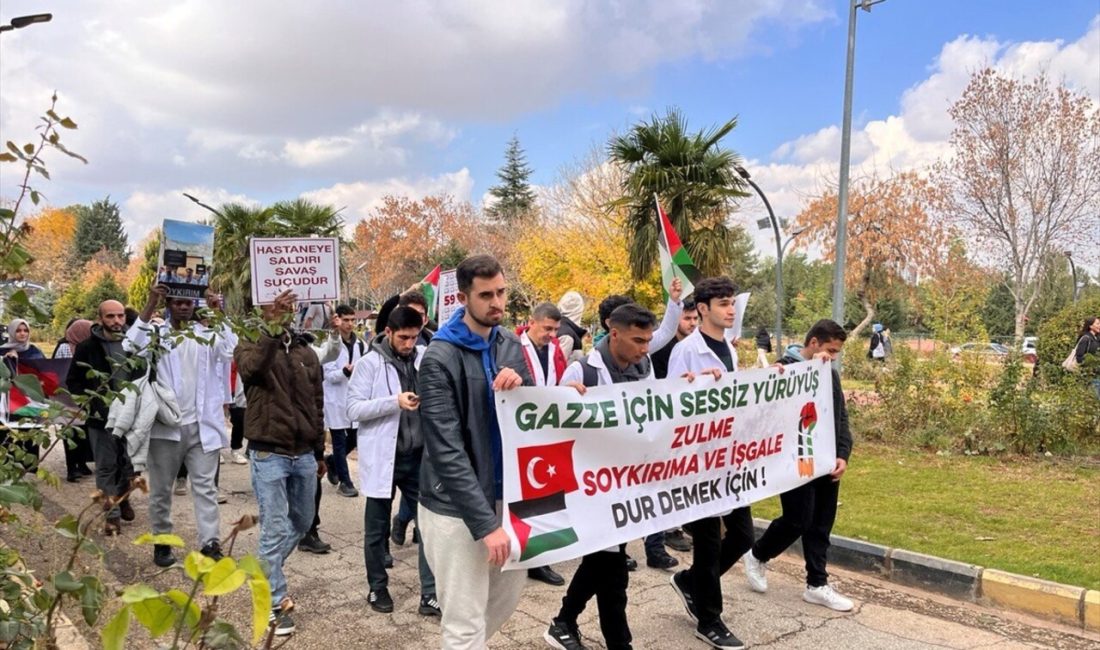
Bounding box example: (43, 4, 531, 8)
(802, 585, 853, 612)
(743, 552, 768, 593)
(231, 450, 247, 465)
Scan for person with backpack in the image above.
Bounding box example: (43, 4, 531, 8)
(545, 303, 659, 650)
(742, 319, 856, 612)
(868, 324, 886, 362)
(322, 304, 366, 499)
(1070, 316, 1100, 399)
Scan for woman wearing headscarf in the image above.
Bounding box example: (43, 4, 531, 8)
(58, 319, 96, 481)
(3, 318, 45, 360)
(556, 291, 588, 362)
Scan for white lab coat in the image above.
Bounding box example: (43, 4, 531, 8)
(124, 318, 238, 453)
(322, 335, 367, 429)
(346, 345, 424, 499)
(666, 327, 740, 378)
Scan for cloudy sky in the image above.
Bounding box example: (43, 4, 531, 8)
(0, 0, 1097, 256)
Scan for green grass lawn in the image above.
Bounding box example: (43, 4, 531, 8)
(751, 443, 1100, 589)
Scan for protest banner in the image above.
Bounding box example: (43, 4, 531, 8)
(158, 220, 215, 300)
(729, 291, 751, 340)
(436, 268, 459, 324)
(249, 237, 340, 305)
(497, 360, 835, 568)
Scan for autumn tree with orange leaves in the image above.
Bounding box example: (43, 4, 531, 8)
(937, 69, 1100, 341)
(793, 171, 948, 338)
(21, 206, 77, 289)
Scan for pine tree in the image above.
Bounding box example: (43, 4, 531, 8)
(486, 135, 537, 223)
(70, 197, 130, 267)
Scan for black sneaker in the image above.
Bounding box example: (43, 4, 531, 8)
(153, 544, 176, 568)
(368, 588, 394, 613)
(337, 482, 359, 498)
(383, 552, 393, 569)
(200, 540, 224, 561)
(646, 551, 679, 570)
(695, 619, 745, 649)
(665, 528, 692, 552)
(624, 553, 638, 572)
(269, 610, 295, 636)
(670, 571, 698, 623)
(528, 565, 565, 586)
(391, 515, 409, 546)
(543, 618, 587, 650)
(298, 532, 331, 554)
(119, 498, 135, 522)
(325, 455, 338, 486)
(412, 526, 420, 544)
(418, 594, 441, 617)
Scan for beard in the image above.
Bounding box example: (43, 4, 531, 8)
(469, 308, 503, 329)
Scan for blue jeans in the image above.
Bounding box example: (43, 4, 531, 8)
(250, 449, 318, 607)
(329, 428, 356, 486)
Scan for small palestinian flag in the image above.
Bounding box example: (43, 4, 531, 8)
(797, 401, 817, 478)
(655, 194, 697, 300)
(420, 265, 441, 322)
(9, 358, 71, 418)
(509, 440, 580, 561)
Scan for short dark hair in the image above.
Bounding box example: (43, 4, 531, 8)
(399, 290, 428, 311)
(387, 306, 424, 331)
(335, 304, 355, 317)
(531, 302, 561, 322)
(456, 255, 503, 294)
(682, 297, 696, 312)
(805, 319, 848, 345)
(693, 277, 736, 308)
(598, 295, 631, 332)
(608, 303, 657, 331)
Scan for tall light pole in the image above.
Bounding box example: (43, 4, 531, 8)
(832, 0, 885, 371)
(346, 261, 369, 309)
(0, 14, 52, 34)
(1065, 251, 1079, 303)
(736, 164, 805, 351)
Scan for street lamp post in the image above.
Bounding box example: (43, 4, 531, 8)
(1065, 251, 1078, 303)
(735, 165, 805, 351)
(832, 0, 885, 372)
(0, 14, 52, 34)
(346, 261, 369, 309)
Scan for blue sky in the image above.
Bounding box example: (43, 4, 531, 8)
(0, 1, 1097, 254)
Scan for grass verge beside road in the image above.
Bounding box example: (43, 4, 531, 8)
(751, 443, 1100, 590)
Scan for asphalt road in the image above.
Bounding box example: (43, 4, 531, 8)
(17, 446, 1098, 649)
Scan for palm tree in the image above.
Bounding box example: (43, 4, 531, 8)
(608, 108, 749, 280)
(210, 199, 347, 314)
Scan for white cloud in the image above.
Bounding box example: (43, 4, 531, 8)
(301, 169, 476, 223)
(122, 187, 260, 244)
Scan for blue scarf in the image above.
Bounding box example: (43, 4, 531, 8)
(432, 307, 504, 498)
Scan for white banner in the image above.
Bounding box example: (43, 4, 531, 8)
(498, 360, 835, 568)
(436, 269, 459, 324)
(250, 237, 340, 305)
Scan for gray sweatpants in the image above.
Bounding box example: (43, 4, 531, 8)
(147, 423, 221, 546)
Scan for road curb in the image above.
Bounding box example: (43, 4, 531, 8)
(751, 517, 1095, 630)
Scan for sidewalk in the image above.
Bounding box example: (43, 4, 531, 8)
(17, 447, 1100, 649)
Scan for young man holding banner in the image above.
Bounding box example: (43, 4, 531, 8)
(666, 276, 748, 649)
(545, 303, 658, 650)
(742, 319, 855, 612)
(417, 255, 534, 650)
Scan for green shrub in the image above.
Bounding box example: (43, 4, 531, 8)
(1035, 295, 1100, 381)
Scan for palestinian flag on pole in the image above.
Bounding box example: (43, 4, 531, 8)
(508, 440, 580, 561)
(420, 264, 442, 322)
(655, 193, 697, 300)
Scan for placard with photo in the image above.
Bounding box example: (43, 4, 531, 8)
(157, 219, 215, 300)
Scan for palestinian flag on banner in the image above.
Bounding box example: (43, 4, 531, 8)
(508, 440, 580, 561)
(9, 358, 71, 418)
(420, 264, 442, 322)
(655, 194, 697, 300)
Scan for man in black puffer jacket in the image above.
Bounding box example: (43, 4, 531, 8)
(417, 255, 534, 649)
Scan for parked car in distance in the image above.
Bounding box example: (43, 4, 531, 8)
(1020, 336, 1038, 364)
(949, 342, 1011, 358)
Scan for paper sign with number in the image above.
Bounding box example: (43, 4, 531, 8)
(437, 269, 459, 324)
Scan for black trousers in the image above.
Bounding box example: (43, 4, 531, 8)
(310, 475, 322, 533)
(364, 451, 430, 593)
(557, 545, 631, 649)
(752, 475, 839, 587)
(685, 507, 754, 626)
(229, 406, 245, 450)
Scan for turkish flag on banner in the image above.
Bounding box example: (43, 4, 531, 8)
(516, 440, 579, 501)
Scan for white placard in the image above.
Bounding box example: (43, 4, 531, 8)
(436, 269, 459, 324)
(729, 291, 751, 341)
(250, 237, 341, 305)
